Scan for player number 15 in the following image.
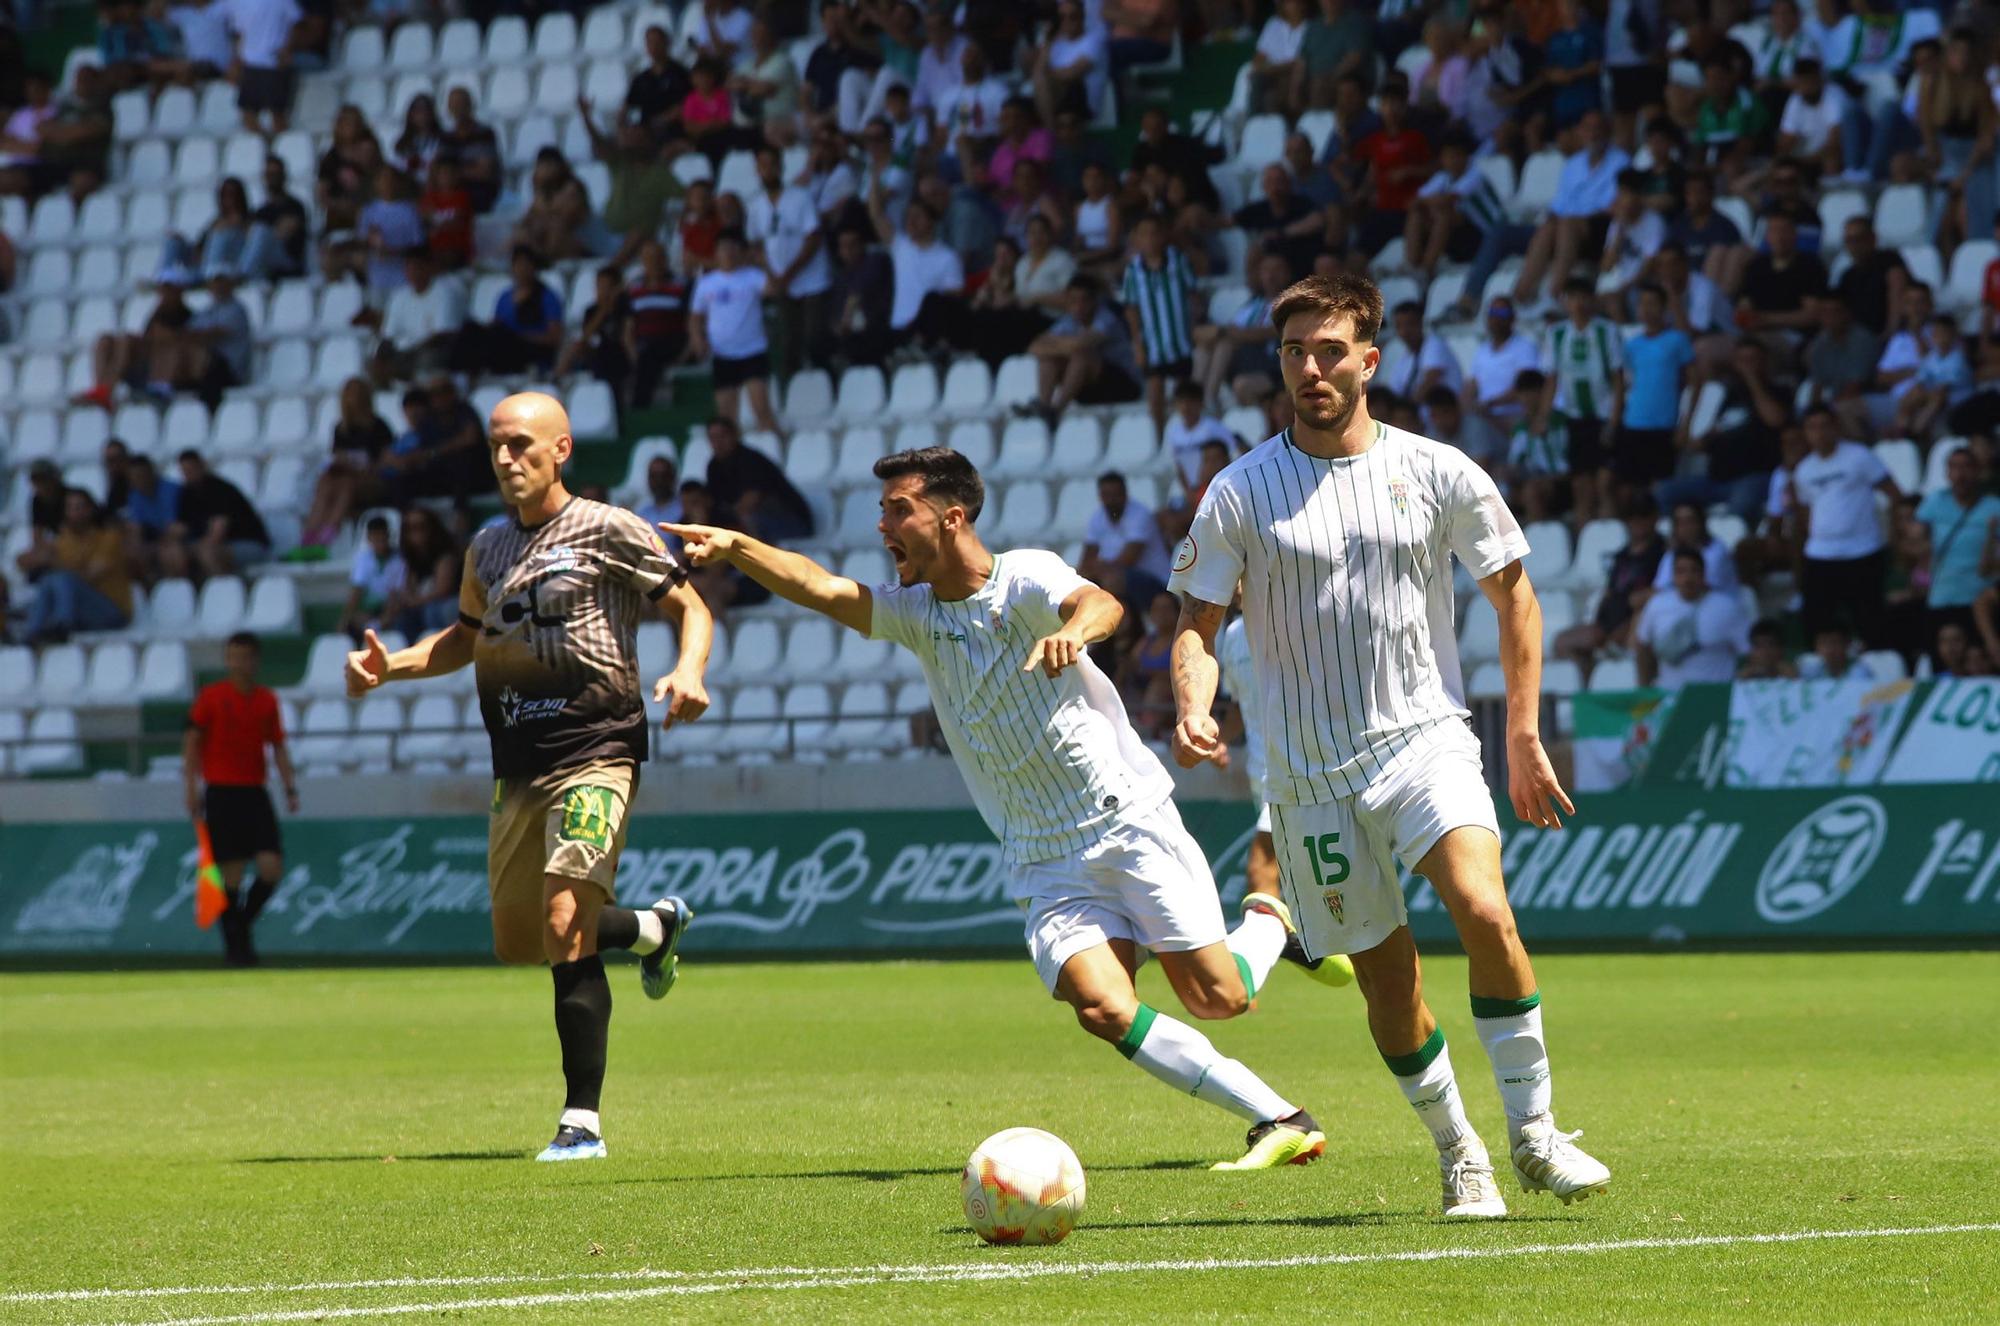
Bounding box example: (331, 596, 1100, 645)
(1301, 832, 1350, 888)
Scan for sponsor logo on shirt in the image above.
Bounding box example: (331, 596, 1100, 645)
(932, 629, 967, 643)
(533, 546, 582, 575)
(495, 686, 567, 728)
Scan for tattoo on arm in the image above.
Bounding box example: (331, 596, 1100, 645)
(1171, 597, 1227, 715)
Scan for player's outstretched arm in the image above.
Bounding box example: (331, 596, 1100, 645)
(1477, 560, 1577, 830)
(1022, 584, 1122, 678)
(1169, 593, 1228, 769)
(653, 580, 713, 729)
(661, 523, 872, 635)
(344, 623, 475, 697)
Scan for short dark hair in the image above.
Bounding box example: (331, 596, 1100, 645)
(1097, 470, 1127, 488)
(1392, 299, 1421, 317)
(365, 515, 390, 535)
(1562, 275, 1595, 298)
(1269, 273, 1383, 344)
(597, 263, 622, 282)
(1615, 169, 1648, 192)
(176, 447, 202, 465)
(1173, 379, 1204, 401)
(1750, 617, 1785, 643)
(1801, 402, 1835, 424)
(1619, 492, 1660, 519)
(1635, 281, 1667, 304)
(1423, 385, 1458, 410)
(873, 446, 985, 522)
(225, 631, 262, 653)
(1672, 548, 1706, 571)
(715, 226, 747, 247)
(1513, 368, 1547, 393)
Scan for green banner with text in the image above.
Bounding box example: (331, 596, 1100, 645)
(2, 788, 1994, 961)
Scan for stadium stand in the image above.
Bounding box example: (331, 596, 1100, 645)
(4, 0, 2000, 786)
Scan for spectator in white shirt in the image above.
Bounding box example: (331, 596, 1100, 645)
(689, 228, 781, 434)
(867, 184, 965, 354)
(1374, 298, 1463, 403)
(1163, 381, 1241, 487)
(1251, 0, 1311, 119)
(223, 0, 304, 137)
(1790, 403, 1901, 647)
(1080, 470, 1172, 609)
(747, 142, 831, 376)
(338, 514, 405, 640)
(1776, 58, 1853, 179)
(1512, 109, 1630, 310)
(942, 44, 1009, 170)
(1635, 548, 1752, 686)
(1596, 171, 1665, 313)
(1034, 0, 1110, 125)
(1651, 501, 1741, 595)
(913, 9, 967, 126)
(1463, 296, 1542, 428)
(689, 0, 753, 70)
(169, 0, 233, 76)
(365, 249, 467, 385)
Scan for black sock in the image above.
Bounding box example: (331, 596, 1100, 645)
(551, 955, 611, 1113)
(594, 907, 640, 952)
(243, 877, 278, 924)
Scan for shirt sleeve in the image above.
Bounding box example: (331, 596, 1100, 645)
(603, 508, 689, 601)
(1438, 447, 1531, 579)
(457, 545, 487, 628)
(1012, 549, 1094, 634)
(867, 580, 928, 649)
(264, 692, 286, 747)
(1169, 471, 1249, 606)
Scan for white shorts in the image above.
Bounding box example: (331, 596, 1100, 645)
(1248, 770, 1272, 834)
(1269, 722, 1500, 960)
(1016, 800, 1229, 993)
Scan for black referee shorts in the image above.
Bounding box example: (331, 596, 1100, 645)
(205, 785, 282, 863)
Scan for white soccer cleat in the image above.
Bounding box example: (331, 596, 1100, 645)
(1439, 1138, 1508, 1218)
(1511, 1117, 1611, 1204)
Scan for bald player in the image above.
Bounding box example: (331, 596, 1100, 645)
(346, 392, 714, 1162)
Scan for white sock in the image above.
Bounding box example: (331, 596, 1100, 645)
(1225, 908, 1287, 997)
(630, 909, 666, 956)
(1118, 1004, 1296, 1123)
(1386, 1028, 1474, 1150)
(558, 1107, 601, 1136)
(1472, 994, 1552, 1141)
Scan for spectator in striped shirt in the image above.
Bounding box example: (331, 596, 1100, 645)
(1502, 368, 1570, 524)
(1120, 214, 1198, 429)
(1402, 132, 1503, 283)
(1540, 276, 1625, 524)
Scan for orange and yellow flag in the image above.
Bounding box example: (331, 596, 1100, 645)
(193, 820, 229, 929)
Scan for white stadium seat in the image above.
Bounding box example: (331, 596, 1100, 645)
(582, 7, 627, 56)
(1559, 519, 1626, 593)
(830, 629, 896, 681)
(723, 686, 782, 759)
(886, 363, 940, 419)
(1102, 413, 1162, 472)
(833, 489, 882, 548)
(946, 420, 996, 470)
(833, 426, 888, 486)
(989, 482, 1052, 545)
(83, 642, 138, 704)
(941, 358, 992, 415)
(993, 418, 1051, 479)
(1873, 439, 1922, 494)
(137, 641, 192, 698)
(19, 709, 84, 775)
(1589, 657, 1639, 691)
(1872, 184, 1927, 249)
(783, 684, 836, 758)
(831, 681, 895, 755)
(782, 369, 834, 428)
(834, 366, 888, 423)
(993, 355, 1038, 410)
(1050, 415, 1105, 477)
(388, 22, 434, 70)
(146, 580, 198, 639)
(784, 430, 837, 488)
(782, 619, 839, 684)
(1050, 478, 1100, 540)
(36, 643, 88, 707)
(728, 619, 782, 680)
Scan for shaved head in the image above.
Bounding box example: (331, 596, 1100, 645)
(488, 391, 575, 518)
(491, 391, 572, 439)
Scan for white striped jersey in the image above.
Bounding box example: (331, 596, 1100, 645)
(1216, 615, 1266, 802)
(869, 549, 1174, 869)
(1169, 423, 1530, 806)
(1120, 247, 1196, 364)
(1543, 317, 1623, 422)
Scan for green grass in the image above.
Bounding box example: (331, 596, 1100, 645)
(3, 954, 1997, 1323)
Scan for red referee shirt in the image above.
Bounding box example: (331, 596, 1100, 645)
(188, 681, 285, 787)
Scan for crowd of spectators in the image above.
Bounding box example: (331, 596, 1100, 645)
(8, 0, 2000, 697)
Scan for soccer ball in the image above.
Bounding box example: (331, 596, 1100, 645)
(960, 1127, 1086, 1246)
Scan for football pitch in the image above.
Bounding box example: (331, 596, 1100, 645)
(3, 952, 1996, 1324)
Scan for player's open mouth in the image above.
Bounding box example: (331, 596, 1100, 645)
(884, 541, 906, 565)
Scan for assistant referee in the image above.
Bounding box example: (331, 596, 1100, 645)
(184, 630, 298, 967)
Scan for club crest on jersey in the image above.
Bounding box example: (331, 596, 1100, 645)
(1323, 888, 1344, 924)
(1172, 536, 1197, 573)
(1387, 480, 1410, 516)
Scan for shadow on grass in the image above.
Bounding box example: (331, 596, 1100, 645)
(235, 1150, 524, 1164)
(598, 1160, 1211, 1185)
(1048, 1211, 1585, 1232)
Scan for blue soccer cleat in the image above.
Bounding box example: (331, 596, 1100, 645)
(639, 896, 693, 1001)
(535, 1125, 607, 1162)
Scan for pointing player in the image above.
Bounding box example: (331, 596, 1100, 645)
(1169, 274, 1612, 1217)
(666, 446, 1326, 1170)
(345, 392, 713, 1163)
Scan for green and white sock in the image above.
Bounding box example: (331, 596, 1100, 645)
(1225, 909, 1287, 997)
(1116, 1003, 1295, 1124)
(1472, 992, 1551, 1141)
(1384, 1027, 1473, 1150)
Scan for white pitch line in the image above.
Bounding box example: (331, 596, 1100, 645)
(67, 1223, 2000, 1326)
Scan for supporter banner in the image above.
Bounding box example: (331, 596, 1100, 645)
(1636, 682, 1734, 789)
(2, 789, 1994, 960)
(1570, 689, 1673, 792)
(1723, 677, 1919, 788)
(1881, 678, 2000, 784)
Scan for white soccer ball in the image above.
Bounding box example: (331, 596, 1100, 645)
(961, 1127, 1086, 1246)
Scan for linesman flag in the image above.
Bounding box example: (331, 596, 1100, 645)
(193, 820, 228, 929)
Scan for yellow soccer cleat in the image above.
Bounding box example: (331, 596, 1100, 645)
(1211, 1109, 1327, 1170)
(1242, 895, 1355, 989)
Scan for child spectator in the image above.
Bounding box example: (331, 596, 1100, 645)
(1541, 276, 1624, 524)
(1504, 369, 1569, 524)
(1894, 315, 1973, 439)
